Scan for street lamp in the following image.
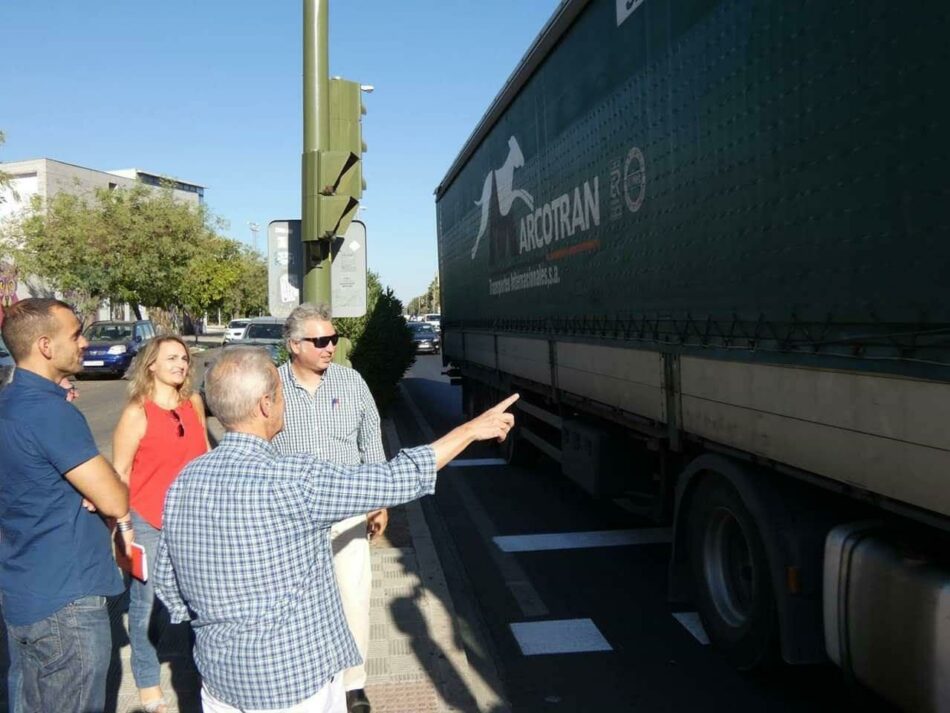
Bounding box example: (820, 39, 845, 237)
(248, 222, 260, 254)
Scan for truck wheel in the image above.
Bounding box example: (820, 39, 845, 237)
(502, 422, 536, 466)
(688, 475, 778, 670)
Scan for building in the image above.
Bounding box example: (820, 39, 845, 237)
(0, 158, 205, 322)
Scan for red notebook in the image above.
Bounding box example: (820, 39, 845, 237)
(114, 531, 148, 582)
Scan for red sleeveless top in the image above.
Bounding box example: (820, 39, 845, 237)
(129, 399, 207, 528)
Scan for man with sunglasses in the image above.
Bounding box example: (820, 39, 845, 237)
(273, 302, 386, 713)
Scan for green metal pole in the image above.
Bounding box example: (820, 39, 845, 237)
(302, 0, 331, 305)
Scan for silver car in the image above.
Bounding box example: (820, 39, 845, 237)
(222, 318, 251, 345)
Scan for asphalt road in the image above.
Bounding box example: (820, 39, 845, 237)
(394, 355, 894, 713)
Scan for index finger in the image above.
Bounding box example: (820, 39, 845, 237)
(488, 393, 520, 414)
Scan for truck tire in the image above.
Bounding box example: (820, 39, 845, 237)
(688, 475, 778, 670)
(501, 422, 537, 466)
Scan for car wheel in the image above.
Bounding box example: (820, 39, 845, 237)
(688, 475, 778, 670)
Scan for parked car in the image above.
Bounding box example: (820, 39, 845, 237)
(226, 317, 285, 362)
(222, 318, 251, 345)
(409, 322, 440, 354)
(79, 319, 155, 378)
(202, 317, 285, 413)
(0, 335, 14, 389)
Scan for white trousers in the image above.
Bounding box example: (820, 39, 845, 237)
(331, 514, 373, 692)
(200, 676, 345, 713)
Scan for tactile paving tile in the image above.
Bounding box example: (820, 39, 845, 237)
(366, 681, 441, 713)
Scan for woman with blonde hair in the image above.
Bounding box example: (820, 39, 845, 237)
(112, 335, 209, 713)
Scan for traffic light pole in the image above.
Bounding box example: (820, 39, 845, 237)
(302, 0, 331, 305)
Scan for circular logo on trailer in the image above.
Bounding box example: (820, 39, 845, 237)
(623, 146, 646, 214)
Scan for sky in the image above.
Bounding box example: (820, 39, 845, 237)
(0, 1, 560, 305)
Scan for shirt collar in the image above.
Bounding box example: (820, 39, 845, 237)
(11, 367, 70, 399)
(282, 360, 335, 392)
(219, 431, 279, 456)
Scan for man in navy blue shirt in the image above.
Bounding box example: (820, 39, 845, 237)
(0, 298, 132, 713)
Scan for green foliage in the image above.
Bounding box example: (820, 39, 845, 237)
(350, 286, 415, 415)
(406, 273, 440, 317)
(0, 131, 15, 205)
(4, 183, 266, 322)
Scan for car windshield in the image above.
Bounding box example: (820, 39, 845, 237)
(229, 320, 249, 329)
(84, 324, 133, 341)
(245, 323, 283, 339)
(411, 324, 436, 334)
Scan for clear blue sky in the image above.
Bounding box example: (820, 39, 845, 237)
(0, 1, 559, 305)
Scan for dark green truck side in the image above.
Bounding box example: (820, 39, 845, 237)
(435, 1, 950, 709)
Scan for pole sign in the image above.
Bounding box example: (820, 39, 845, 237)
(267, 220, 303, 319)
(331, 220, 367, 318)
(268, 219, 367, 318)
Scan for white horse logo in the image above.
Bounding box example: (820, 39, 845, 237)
(470, 136, 535, 259)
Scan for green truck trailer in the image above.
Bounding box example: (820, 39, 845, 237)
(435, 1, 950, 709)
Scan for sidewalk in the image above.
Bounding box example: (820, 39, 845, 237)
(104, 415, 490, 712)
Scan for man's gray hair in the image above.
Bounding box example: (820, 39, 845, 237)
(283, 302, 333, 344)
(205, 347, 280, 428)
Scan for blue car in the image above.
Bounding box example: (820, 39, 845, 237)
(80, 320, 156, 377)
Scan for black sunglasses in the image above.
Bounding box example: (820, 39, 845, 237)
(298, 333, 340, 349)
(170, 409, 185, 438)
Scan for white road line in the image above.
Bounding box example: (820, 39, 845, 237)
(510, 618, 613, 656)
(672, 612, 710, 645)
(398, 383, 549, 618)
(494, 528, 672, 552)
(448, 458, 508, 467)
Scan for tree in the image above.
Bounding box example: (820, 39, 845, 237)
(350, 286, 415, 414)
(7, 184, 210, 319)
(3, 182, 268, 325)
(406, 273, 440, 316)
(0, 131, 16, 205)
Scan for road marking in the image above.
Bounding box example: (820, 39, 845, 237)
(399, 383, 549, 618)
(672, 612, 710, 645)
(448, 458, 508, 467)
(510, 618, 612, 656)
(494, 528, 672, 552)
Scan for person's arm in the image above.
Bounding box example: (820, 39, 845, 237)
(153, 531, 192, 624)
(63, 456, 129, 518)
(429, 393, 518, 468)
(190, 392, 212, 452)
(112, 402, 147, 486)
(357, 378, 386, 465)
(296, 394, 518, 525)
(357, 377, 389, 537)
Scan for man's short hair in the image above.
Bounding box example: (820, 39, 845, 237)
(0, 298, 74, 362)
(283, 302, 333, 345)
(205, 347, 279, 427)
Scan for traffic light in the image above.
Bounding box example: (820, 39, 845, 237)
(302, 78, 366, 243)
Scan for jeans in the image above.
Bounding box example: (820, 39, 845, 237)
(6, 627, 21, 713)
(127, 510, 166, 689)
(5, 595, 111, 713)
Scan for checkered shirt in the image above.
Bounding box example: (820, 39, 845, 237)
(273, 362, 386, 466)
(154, 432, 436, 710)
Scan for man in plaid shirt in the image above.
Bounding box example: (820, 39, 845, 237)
(155, 347, 517, 713)
(272, 303, 385, 713)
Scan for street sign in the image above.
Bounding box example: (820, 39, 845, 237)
(267, 220, 302, 319)
(331, 220, 367, 318)
(267, 218, 367, 318)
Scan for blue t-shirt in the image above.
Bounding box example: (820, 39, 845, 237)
(0, 368, 123, 626)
